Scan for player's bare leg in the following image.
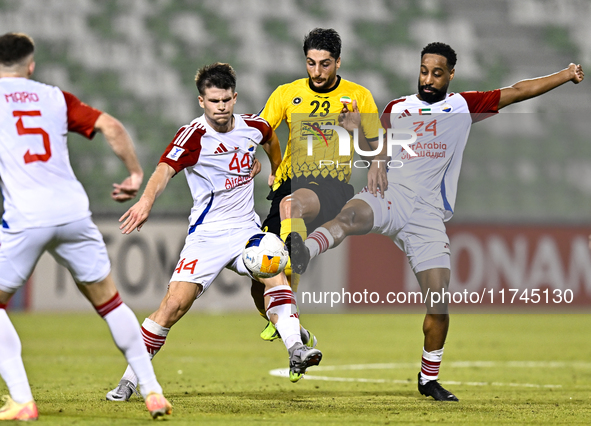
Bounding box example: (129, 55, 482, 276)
(148, 281, 202, 328)
(0, 290, 38, 421)
(415, 268, 458, 402)
(415, 268, 450, 350)
(106, 280, 198, 410)
(81, 274, 171, 416)
(107, 280, 201, 401)
(259, 272, 321, 382)
(289, 199, 374, 274)
(256, 188, 320, 346)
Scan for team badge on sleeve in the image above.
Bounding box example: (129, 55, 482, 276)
(166, 146, 185, 161)
(441, 103, 453, 113)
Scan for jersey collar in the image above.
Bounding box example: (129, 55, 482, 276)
(308, 75, 342, 94)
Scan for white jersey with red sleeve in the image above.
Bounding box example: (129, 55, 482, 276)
(159, 113, 272, 233)
(381, 90, 500, 220)
(0, 77, 102, 231)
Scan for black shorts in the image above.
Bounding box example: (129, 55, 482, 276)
(261, 176, 355, 236)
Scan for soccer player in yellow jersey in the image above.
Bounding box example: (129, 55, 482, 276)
(252, 28, 385, 343)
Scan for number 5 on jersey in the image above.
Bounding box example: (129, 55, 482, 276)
(13, 110, 52, 164)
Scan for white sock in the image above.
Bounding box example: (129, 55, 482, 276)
(0, 309, 34, 403)
(104, 305, 163, 397)
(420, 347, 444, 385)
(265, 285, 302, 350)
(305, 227, 335, 259)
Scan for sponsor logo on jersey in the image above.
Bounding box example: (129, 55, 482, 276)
(300, 120, 335, 141)
(166, 146, 185, 161)
(292, 97, 302, 105)
(214, 143, 229, 154)
(419, 108, 431, 115)
(441, 103, 453, 113)
(225, 175, 253, 190)
(248, 145, 255, 152)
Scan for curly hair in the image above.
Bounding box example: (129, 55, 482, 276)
(303, 28, 341, 59)
(421, 42, 457, 70)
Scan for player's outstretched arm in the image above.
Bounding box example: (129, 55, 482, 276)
(94, 112, 144, 202)
(260, 129, 282, 187)
(498, 63, 584, 110)
(119, 163, 175, 234)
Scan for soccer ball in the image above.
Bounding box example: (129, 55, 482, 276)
(242, 232, 289, 278)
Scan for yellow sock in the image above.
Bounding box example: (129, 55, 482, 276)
(280, 218, 307, 290)
(289, 273, 301, 293)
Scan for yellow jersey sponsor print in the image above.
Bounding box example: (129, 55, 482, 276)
(259, 76, 382, 190)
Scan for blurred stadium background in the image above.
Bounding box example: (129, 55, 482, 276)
(1, 0, 591, 312)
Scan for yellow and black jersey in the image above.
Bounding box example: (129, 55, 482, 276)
(259, 76, 382, 190)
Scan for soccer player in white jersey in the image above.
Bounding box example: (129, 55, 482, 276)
(289, 42, 584, 402)
(0, 33, 171, 420)
(105, 62, 322, 402)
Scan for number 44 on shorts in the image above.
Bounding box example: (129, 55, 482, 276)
(174, 258, 198, 274)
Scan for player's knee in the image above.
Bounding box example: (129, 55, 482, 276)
(336, 206, 370, 231)
(336, 207, 354, 226)
(279, 196, 298, 219)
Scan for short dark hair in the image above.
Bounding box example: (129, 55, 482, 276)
(303, 28, 341, 60)
(421, 42, 457, 70)
(0, 32, 35, 66)
(195, 63, 236, 96)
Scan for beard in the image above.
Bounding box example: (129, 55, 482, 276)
(418, 81, 448, 103)
(309, 71, 338, 91)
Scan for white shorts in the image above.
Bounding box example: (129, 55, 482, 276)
(0, 217, 111, 293)
(170, 225, 260, 299)
(353, 184, 451, 273)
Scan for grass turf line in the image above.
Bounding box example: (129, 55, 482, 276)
(2, 312, 591, 424)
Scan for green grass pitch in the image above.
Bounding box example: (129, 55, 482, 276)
(3, 312, 591, 425)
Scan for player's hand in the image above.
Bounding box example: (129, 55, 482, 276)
(367, 157, 389, 198)
(119, 196, 152, 234)
(112, 173, 142, 202)
(268, 173, 276, 188)
(250, 158, 262, 178)
(338, 99, 361, 132)
(569, 63, 584, 84)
